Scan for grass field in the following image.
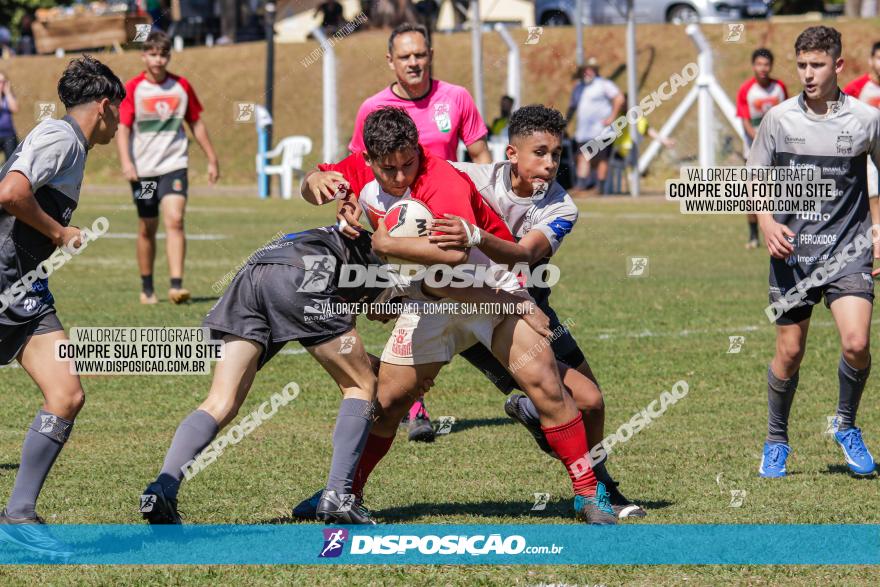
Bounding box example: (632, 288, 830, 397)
(0, 190, 877, 585)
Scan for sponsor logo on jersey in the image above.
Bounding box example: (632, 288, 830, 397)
(836, 133, 853, 155)
(391, 326, 413, 357)
(784, 136, 806, 145)
(433, 103, 451, 133)
(303, 298, 335, 323)
(142, 95, 181, 121)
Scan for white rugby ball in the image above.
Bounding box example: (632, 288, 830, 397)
(381, 199, 434, 267)
(382, 199, 434, 238)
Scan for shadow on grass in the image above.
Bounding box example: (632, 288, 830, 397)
(0, 463, 18, 471)
(823, 464, 878, 478)
(370, 498, 673, 522)
(261, 497, 673, 524)
(441, 417, 512, 434)
(187, 296, 220, 304)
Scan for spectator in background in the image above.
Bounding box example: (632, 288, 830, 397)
(736, 48, 787, 249)
(569, 57, 624, 194)
(843, 40, 880, 231)
(17, 13, 35, 56)
(0, 26, 12, 57)
(611, 94, 674, 189)
(489, 95, 514, 137)
(0, 72, 18, 162)
(316, 0, 345, 35)
(414, 0, 439, 32)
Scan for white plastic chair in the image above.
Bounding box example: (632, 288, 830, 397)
(456, 137, 508, 163)
(257, 136, 312, 199)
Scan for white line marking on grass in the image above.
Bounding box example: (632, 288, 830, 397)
(591, 319, 863, 342)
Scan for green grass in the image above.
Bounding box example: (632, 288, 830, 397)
(0, 192, 876, 584)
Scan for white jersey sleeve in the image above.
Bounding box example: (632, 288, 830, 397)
(6, 119, 82, 198)
(530, 186, 579, 254)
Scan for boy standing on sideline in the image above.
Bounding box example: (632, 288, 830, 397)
(736, 48, 788, 249)
(117, 30, 220, 305)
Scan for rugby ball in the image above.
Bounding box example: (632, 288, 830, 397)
(381, 199, 434, 268)
(383, 199, 433, 238)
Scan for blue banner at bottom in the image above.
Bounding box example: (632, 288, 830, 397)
(0, 524, 877, 565)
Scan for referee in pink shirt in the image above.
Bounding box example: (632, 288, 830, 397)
(349, 24, 491, 164)
(347, 23, 491, 443)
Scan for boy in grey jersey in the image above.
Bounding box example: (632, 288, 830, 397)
(748, 26, 880, 477)
(0, 57, 124, 554)
(434, 105, 646, 518)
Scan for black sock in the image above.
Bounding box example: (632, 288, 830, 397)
(326, 398, 375, 495)
(767, 367, 799, 444)
(157, 410, 219, 500)
(837, 355, 870, 431)
(748, 221, 758, 240)
(6, 410, 73, 518)
(141, 275, 154, 295)
(170, 278, 183, 289)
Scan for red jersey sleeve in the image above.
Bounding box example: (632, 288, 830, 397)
(119, 75, 141, 127)
(317, 152, 373, 196)
(844, 75, 869, 98)
(736, 79, 751, 119)
(414, 154, 514, 241)
(178, 76, 203, 124)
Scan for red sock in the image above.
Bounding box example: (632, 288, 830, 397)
(542, 413, 597, 497)
(352, 433, 395, 499)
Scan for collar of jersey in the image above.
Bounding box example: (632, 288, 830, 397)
(502, 162, 546, 205)
(797, 88, 845, 120)
(390, 78, 434, 102)
(61, 115, 89, 151)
